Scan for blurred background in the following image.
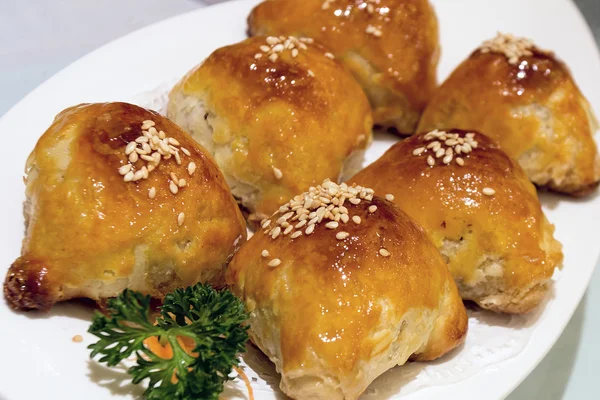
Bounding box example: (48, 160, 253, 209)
(0, 0, 599, 398)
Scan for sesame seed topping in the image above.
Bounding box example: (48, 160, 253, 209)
(262, 249, 270, 258)
(336, 231, 350, 240)
(324, 52, 335, 59)
(148, 187, 156, 199)
(268, 258, 282, 267)
(385, 194, 394, 201)
(123, 171, 134, 182)
(178, 179, 187, 188)
(416, 130, 478, 167)
(255, 35, 314, 66)
(118, 164, 132, 175)
(260, 179, 387, 264)
(366, 24, 383, 38)
(188, 162, 196, 176)
(177, 212, 185, 226)
(307, 69, 315, 77)
(326, 221, 339, 229)
(379, 248, 390, 257)
(482, 187, 496, 196)
(273, 166, 283, 180)
(170, 181, 179, 194)
(479, 32, 547, 65)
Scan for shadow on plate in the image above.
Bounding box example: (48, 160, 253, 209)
(87, 360, 145, 399)
(539, 187, 599, 210)
(14, 298, 96, 321)
(506, 292, 586, 399)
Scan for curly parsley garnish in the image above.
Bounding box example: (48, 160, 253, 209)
(88, 283, 249, 400)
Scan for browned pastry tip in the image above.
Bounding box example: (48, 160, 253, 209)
(4, 258, 55, 311)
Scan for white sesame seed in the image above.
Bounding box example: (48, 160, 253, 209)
(427, 155, 435, 166)
(135, 136, 148, 144)
(336, 231, 350, 240)
(271, 226, 281, 239)
(269, 53, 278, 62)
(482, 187, 496, 196)
(158, 130, 166, 140)
(325, 52, 335, 59)
(352, 215, 361, 224)
(385, 194, 394, 201)
(188, 162, 197, 176)
(262, 219, 272, 229)
(178, 179, 187, 188)
(456, 157, 465, 166)
(170, 172, 179, 182)
(268, 258, 281, 267)
(262, 249, 270, 258)
(174, 151, 182, 165)
(168, 137, 180, 146)
(255, 53, 263, 59)
(325, 221, 339, 229)
(125, 142, 137, 155)
(177, 212, 185, 226)
(443, 154, 453, 164)
(123, 171, 134, 182)
(413, 147, 426, 156)
(305, 224, 315, 235)
(148, 187, 156, 199)
(273, 167, 283, 180)
(291, 231, 302, 239)
(260, 45, 270, 52)
(181, 147, 191, 156)
(266, 36, 279, 45)
(284, 225, 293, 235)
(307, 70, 315, 77)
(118, 164, 132, 175)
(368, 205, 377, 213)
(129, 152, 139, 163)
(170, 181, 179, 194)
(292, 48, 299, 57)
(379, 248, 390, 257)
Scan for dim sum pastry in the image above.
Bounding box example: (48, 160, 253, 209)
(4, 102, 247, 311)
(350, 129, 563, 313)
(418, 33, 600, 196)
(168, 36, 372, 224)
(248, 0, 440, 135)
(227, 179, 467, 400)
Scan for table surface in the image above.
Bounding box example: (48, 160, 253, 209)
(1, 0, 598, 399)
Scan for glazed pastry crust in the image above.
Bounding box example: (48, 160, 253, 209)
(227, 195, 467, 400)
(4, 102, 247, 311)
(350, 130, 563, 313)
(248, 0, 440, 134)
(168, 36, 372, 222)
(418, 48, 600, 196)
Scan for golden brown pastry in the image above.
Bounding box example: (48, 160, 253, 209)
(350, 129, 563, 313)
(4, 102, 246, 311)
(168, 36, 372, 224)
(418, 33, 600, 196)
(227, 179, 467, 400)
(248, 0, 440, 134)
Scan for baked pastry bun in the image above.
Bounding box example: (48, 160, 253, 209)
(168, 36, 372, 224)
(418, 33, 600, 196)
(248, 0, 440, 135)
(4, 102, 246, 311)
(227, 179, 467, 400)
(350, 129, 563, 313)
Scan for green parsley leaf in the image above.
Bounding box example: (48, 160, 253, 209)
(88, 283, 249, 400)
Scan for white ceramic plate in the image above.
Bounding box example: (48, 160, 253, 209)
(1, 0, 599, 399)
